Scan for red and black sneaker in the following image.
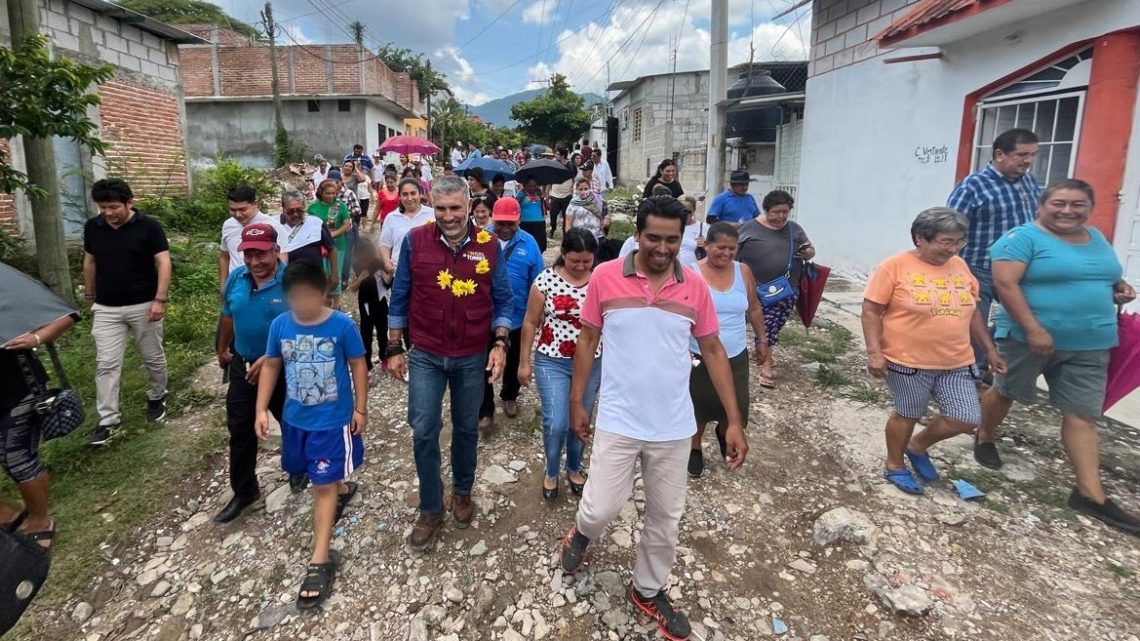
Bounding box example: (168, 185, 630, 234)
(559, 525, 590, 574)
(629, 585, 692, 641)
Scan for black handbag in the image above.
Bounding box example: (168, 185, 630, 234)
(0, 526, 51, 636)
(16, 343, 86, 441)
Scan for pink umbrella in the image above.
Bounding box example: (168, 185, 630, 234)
(378, 135, 441, 155)
(1104, 312, 1140, 411)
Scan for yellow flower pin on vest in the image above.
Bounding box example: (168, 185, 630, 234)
(476, 230, 492, 244)
(437, 269, 453, 290)
(475, 259, 490, 274)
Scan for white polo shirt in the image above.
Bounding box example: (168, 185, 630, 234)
(581, 252, 721, 441)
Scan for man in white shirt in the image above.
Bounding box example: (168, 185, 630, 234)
(415, 157, 433, 183)
(371, 150, 386, 183)
(450, 141, 465, 168)
(219, 186, 273, 289)
(591, 148, 614, 193)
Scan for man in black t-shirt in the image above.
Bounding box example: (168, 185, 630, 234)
(82, 178, 171, 446)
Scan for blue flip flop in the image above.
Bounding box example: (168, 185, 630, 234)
(905, 450, 939, 483)
(884, 469, 925, 495)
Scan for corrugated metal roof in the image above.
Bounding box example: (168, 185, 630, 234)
(878, 0, 981, 40)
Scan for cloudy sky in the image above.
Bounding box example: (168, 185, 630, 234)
(214, 0, 811, 105)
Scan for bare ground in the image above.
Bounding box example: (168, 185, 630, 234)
(14, 282, 1140, 641)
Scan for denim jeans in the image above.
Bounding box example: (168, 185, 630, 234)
(535, 353, 601, 479)
(969, 266, 996, 370)
(408, 349, 485, 514)
(340, 224, 359, 283)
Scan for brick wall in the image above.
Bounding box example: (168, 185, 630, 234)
(98, 80, 189, 195)
(809, 0, 924, 76)
(180, 35, 420, 113)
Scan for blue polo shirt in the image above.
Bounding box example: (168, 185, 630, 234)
(221, 262, 289, 360)
(491, 227, 544, 329)
(708, 189, 760, 224)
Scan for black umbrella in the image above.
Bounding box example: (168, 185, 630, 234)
(515, 159, 575, 186)
(0, 262, 79, 346)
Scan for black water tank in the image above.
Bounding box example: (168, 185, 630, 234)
(725, 69, 786, 144)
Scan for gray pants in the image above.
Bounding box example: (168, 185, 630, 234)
(91, 302, 167, 426)
(575, 429, 689, 596)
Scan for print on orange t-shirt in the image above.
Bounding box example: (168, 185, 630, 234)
(864, 252, 979, 370)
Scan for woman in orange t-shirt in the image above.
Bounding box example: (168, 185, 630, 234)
(861, 207, 1006, 496)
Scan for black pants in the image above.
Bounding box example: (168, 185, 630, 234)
(521, 221, 547, 253)
(226, 356, 286, 500)
(359, 199, 371, 222)
(359, 294, 388, 370)
(549, 196, 571, 236)
(479, 327, 523, 419)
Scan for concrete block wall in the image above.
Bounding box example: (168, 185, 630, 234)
(0, 0, 189, 232)
(809, 0, 923, 76)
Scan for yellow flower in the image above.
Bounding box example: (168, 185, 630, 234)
(423, 218, 436, 226)
(451, 279, 478, 297)
(475, 259, 490, 274)
(476, 230, 492, 244)
(436, 269, 453, 290)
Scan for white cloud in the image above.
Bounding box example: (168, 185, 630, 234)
(521, 0, 557, 25)
(450, 85, 492, 105)
(515, 1, 810, 95)
(436, 46, 478, 84)
(279, 22, 314, 45)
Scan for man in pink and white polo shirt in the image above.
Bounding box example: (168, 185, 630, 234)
(558, 195, 749, 641)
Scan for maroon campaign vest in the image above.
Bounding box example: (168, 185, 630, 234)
(407, 223, 500, 357)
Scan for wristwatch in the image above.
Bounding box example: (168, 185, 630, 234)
(492, 334, 510, 350)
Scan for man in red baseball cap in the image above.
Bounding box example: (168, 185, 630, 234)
(215, 222, 307, 523)
(478, 197, 544, 430)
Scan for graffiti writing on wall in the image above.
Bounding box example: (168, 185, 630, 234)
(915, 146, 950, 164)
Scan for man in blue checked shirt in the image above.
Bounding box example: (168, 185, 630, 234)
(947, 128, 1042, 373)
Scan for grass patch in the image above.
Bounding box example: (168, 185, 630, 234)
(957, 469, 1007, 494)
(608, 218, 634, 243)
(816, 364, 851, 388)
(782, 322, 854, 365)
(1106, 561, 1136, 580)
(2, 229, 225, 625)
(605, 186, 640, 201)
(841, 382, 889, 405)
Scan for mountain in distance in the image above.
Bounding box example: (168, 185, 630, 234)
(465, 88, 606, 128)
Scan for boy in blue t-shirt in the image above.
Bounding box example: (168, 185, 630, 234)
(255, 260, 367, 610)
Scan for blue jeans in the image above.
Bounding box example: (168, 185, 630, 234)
(535, 353, 601, 480)
(969, 266, 996, 370)
(408, 349, 485, 514)
(340, 223, 359, 283)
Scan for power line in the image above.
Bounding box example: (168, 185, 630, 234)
(574, 0, 665, 91)
(438, 0, 526, 64)
(561, 0, 624, 87)
(473, 0, 617, 76)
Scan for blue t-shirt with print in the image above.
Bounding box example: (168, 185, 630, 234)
(265, 310, 366, 430)
(990, 222, 1122, 351)
(516, 191, 546, 223)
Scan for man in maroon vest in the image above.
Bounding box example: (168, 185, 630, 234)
(387, 175, 515, 552)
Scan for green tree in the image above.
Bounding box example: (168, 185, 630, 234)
(509, 74, 592, 149)
(114, 0, 262, 40)
(377, 44, 449, 98)
(430, 97, 466, 152)
(0, 32, 113, 296)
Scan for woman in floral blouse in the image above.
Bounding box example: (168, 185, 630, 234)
(518, 228, 602, 502)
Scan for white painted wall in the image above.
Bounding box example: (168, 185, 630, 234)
(798, 0, 1140, 280)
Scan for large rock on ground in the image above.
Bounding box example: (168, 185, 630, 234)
(864, 573, 934, 616)
(813, 507, 878, 546)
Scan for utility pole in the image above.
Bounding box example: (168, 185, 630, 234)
(262, 2, 284, 136)
(705, 0, 728, 203)
(425, 60, 433, 144)
(6, 0, 72, 299)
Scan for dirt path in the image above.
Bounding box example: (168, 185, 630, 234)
(20, 278, 1140, 641)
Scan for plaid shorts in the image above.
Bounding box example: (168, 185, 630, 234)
(884, 362, 981, 425)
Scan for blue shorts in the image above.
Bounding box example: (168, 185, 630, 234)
(281, 422, 363, 486)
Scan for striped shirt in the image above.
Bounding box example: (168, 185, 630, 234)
(947, 164, 1042, 274)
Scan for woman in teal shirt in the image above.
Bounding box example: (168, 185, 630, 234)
(978, 178, 1138, 535)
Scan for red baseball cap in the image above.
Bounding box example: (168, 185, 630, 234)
(491, 197, 520, 222)
(237, 223, 278, 252)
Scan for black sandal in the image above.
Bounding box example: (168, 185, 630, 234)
(2, 510, 28, 532)
(334, 482, 358, 523)
(19, 520, 55, 551)
(567, 472, 587, 497)
(296, 549, 339, 610)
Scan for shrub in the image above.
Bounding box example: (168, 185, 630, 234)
(136, 157, 277, 235)
(194, 156, 277, 213)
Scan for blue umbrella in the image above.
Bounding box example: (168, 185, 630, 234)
(527, 144, 552, 155)
(454, 157, 516, 181)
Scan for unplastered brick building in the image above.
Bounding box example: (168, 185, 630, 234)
(0, 0, 201, 237)
(179, 25, 421, 167)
